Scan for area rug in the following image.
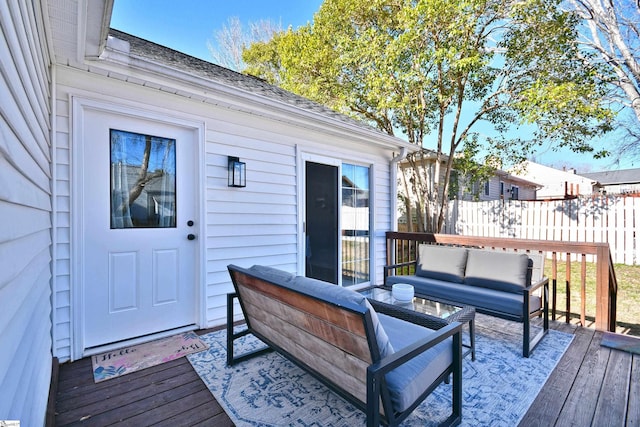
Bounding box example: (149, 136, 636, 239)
(92, 331, 209, 382)
(188, 316, 573, 426)
(601, 331, 640, 355)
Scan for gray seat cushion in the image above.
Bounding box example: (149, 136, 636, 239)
(378, 314, 453, 413)
(387, 275, 540, 318)
(464, 250, 530, 293)
(416, 245, 468, 284)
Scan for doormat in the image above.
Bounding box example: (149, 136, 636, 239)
(188, 316, 574, 426)
(601, 331, 640, 355)
(92, 331, 209, 383)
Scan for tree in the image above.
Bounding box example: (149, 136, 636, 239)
(208, 16, 282, 71)
(124, 135, 166, 214)
(244, 0, 613, 232)
(565, 0, 640, 162)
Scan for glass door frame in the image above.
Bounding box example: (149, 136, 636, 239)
(297, 151, 374, 287)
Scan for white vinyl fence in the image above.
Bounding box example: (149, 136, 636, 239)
(443, 196, 639, 265)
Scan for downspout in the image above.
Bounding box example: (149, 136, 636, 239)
(383, 147, 408, 285)
(389, 147, 408, 232)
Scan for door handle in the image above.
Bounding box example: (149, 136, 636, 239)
(187, 234, 196, 241)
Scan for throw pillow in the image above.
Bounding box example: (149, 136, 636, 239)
(464, 250, 530, 293)
(416, 245, 468, 283)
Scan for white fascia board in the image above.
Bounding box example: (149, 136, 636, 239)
(93, 47, 416, 153)
(81, 0, 114, 59)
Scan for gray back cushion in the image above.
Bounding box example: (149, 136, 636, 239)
(464, 250, 530, 293)
(249, 265, 295, 283)
(416, 245, 468, 284)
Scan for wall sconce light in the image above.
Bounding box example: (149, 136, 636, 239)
(228, 156, 246, 187)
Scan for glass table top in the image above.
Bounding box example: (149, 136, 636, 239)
(359, 286, 462, 320)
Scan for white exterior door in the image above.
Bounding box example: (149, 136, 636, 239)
(79, 106, 199, 351)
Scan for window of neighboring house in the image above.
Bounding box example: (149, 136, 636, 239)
(484, 181, 490, 196)
(341, 163, 370, 286)
(500, 181, 505, 197)
(471, 180, 480, 197)
(511, 186, 519, 200)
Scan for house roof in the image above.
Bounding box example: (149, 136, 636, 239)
(109, 29, 393, 137)
(98, 28, 416, 152)
(494, 170, 541, 188)
(512, 161, 598, 187)
(48, 0, 415, 153)
(581, 168, 640, 185)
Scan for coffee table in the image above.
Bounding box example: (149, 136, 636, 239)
(358, 286, 476, 360)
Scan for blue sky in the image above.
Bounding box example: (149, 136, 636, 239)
(110, 1, 633, 172)
(110, 0, 323, 62)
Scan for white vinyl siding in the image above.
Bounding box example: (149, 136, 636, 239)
(54, 65, 398, 360)
(518, 185, 537, 200)
(0, 1, 53, 425)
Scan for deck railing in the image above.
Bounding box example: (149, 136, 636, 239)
(385, 232, 618, 332)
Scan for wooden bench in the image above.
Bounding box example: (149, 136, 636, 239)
(227, 264, 464, 427)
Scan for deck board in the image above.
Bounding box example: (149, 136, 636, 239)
(592, 349, 633, 426)
(55, 360, 196, 412)
(518, 324, 591, 426)
(627, 356, 640, 425)
(555, 331, 611, 426)
(54, 354, 225, 426)
(53, 323, 637, 426)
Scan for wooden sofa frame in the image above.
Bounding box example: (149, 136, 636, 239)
(384, 249, 549, 358)
(227, 264, 463, 427)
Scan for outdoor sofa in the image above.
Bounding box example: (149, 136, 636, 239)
(227, 264, 464, 427)
(385, 245, 549, 357)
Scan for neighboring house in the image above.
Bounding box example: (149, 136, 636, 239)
(397, 151, 539, 227)
(582, 168, 640, 195)
(0, 1, 415, 424)
(510, 161, 597, 200)
(453, 169, 539, 201)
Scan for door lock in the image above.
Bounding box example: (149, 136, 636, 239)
(187, 234, 196, 241)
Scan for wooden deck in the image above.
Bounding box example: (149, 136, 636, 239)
(52, 322, 639, 426)
(521, 322, 639, 426)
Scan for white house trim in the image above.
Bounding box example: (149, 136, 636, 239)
(297, 151, 343, 279)
(70, 95, 206, 360)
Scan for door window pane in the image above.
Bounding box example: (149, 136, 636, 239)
(110, 129, 176, 228)
(342, 163, 370, 286)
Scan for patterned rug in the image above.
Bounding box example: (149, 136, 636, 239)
(188, 316, 573, 426)
(92, 331, 209, 382)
